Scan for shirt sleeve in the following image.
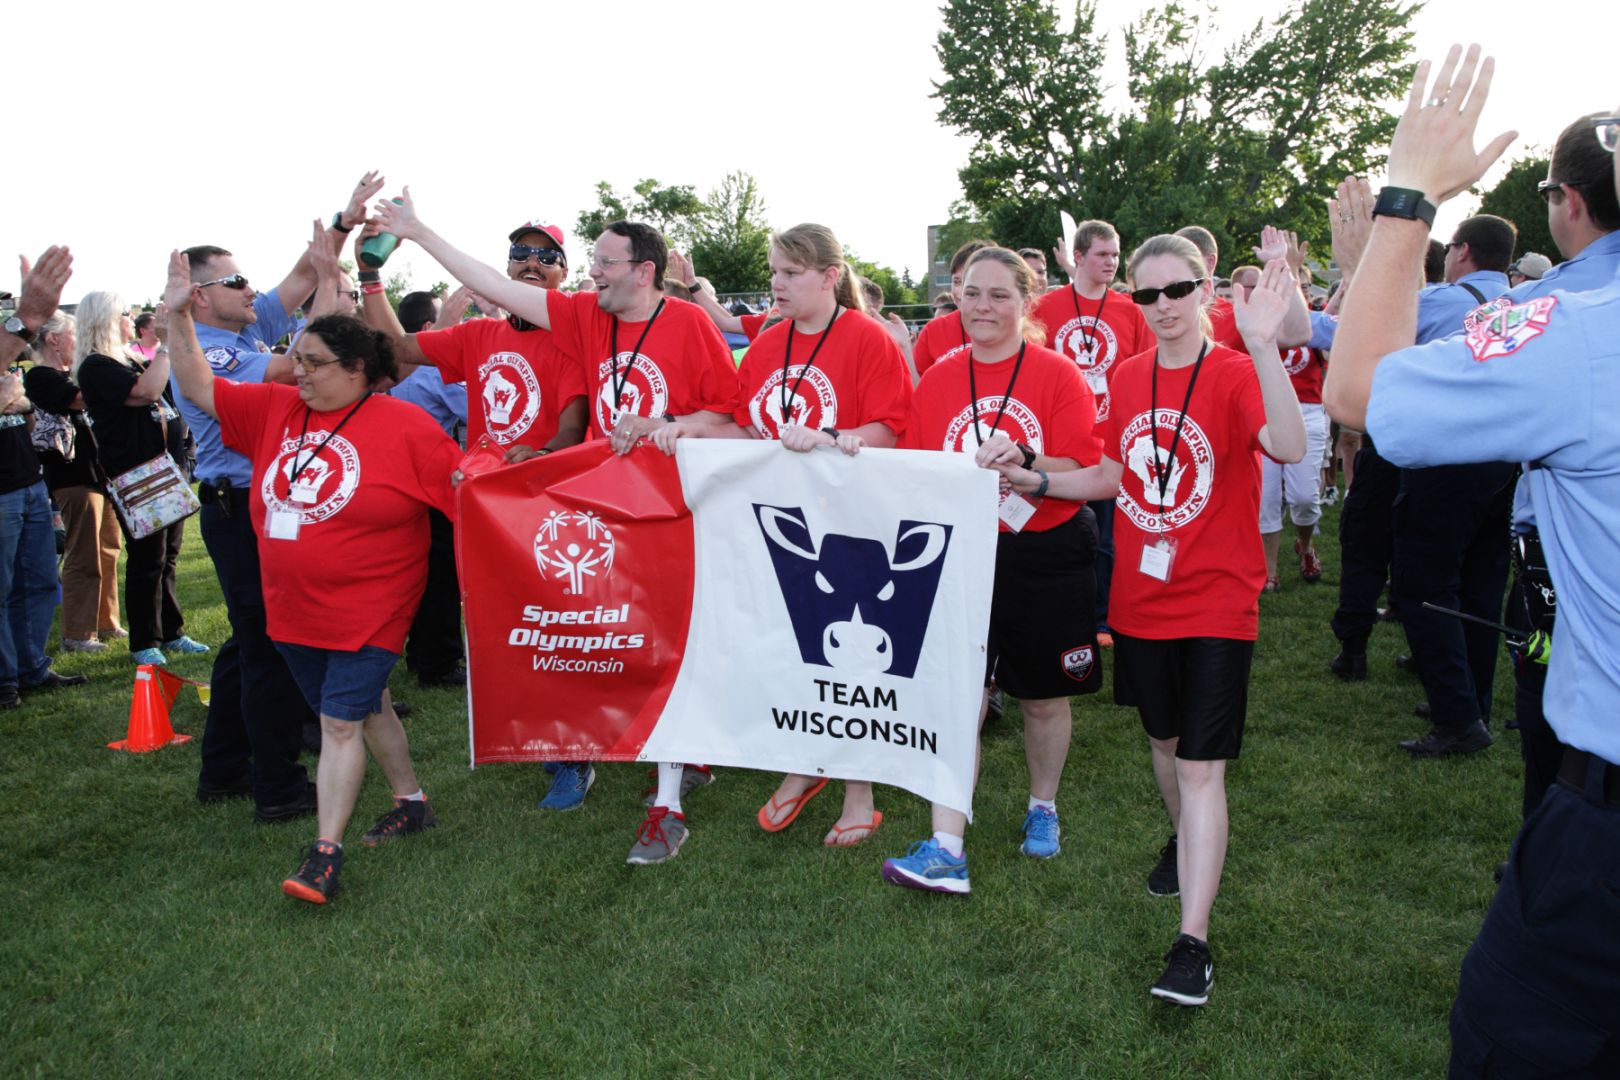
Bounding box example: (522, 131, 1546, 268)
(77, 356, 139, 411)
(22, 366, 80, 415)
(212, 378, 276, 457)
(682, 313, 743, 415)
(741, 312, 768, 342)
(855, 326, 913, 435)
(1045, 361, 1100, 466)
(253, 290, 296, 349)
(415, 321, 476, 383)
(1308, 310, 1338, 351)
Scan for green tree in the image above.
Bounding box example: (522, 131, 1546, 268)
(689, 172, 772, 295)
(574, 178, 706, 251)
(846, 254, 920, 308)
(1477, 154, 1558, 266)
(934, 0, 1420, 271)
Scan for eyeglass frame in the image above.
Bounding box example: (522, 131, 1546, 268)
(292, 354, 346, 374)
(508, 244, 567, 266)
(195, 274, 251, 291)
(1129, 279, 1206, 306)
(1590, 115, 1620, 153)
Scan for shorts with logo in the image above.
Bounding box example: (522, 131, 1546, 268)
(1112, 634, 1253, 760)
(274, 641, 401, 722)
(986, 508, 1102, 700)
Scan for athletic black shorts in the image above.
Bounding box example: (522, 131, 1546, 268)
(1112, 634, 1254, 760)
(986, 509, 1102, 700)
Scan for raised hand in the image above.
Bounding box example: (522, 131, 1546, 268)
(372, 186, 420, 241)
(1329, 176, 1375, 278)
(162, 250, 195, 315)
(1253, 225, 1288, 265)
(1386, 43, 1517, 204)
(1231, 259, 1294, 347)
(667, 249, 698, 288)
(341, 170, 386, 229)
(15, 246, 73, 330)
(308, 219, 342, 282)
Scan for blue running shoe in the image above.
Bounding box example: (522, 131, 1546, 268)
(538, 763, 595, 811)
(1021, 806, 1061, 858)
(881, 838, 970, 894)
(131, 647, 167, 666)
(163, 635, 210, 655)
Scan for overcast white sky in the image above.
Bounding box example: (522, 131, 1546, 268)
(7, 0, 1612, 304)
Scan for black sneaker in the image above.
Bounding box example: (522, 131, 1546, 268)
(1400, 720, 1493, 758)
(1329, 650, 1367, 682)
(1151, 933, 1213, 1006)
(282, 840, 343, 904)
(360, 799, 438, 847)
(256, 782, 318, 824)
(1147, 833, 1179, 897)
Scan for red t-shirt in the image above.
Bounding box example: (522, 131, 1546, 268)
(1032, 285, 1152, 422)
(904, 342, 1100, 533)
(415, 316, 587, 450)
(735, 309, 912, 439)
(1281, 346, 1325, 405)
(214, 380, 461, 653)
(1207, 298, 1248, 355)
(546, 291, 742, 438)
(912, 310, 971, 376)
(740, 312, 771, 342)
(1100, 345, 1271, 640)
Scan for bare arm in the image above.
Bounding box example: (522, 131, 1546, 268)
(161, 250, 218, 419)
(303, 221, 343, 320)
(1254, 225, 1311, 349)
(669, 251, 744, 334)
(999, 455, 1124, 502)
(123, 347, 172, 406)
(1234, 259, 1308, 462)
(273, 171, 385, 316)
(1323, 45, 1515, 431)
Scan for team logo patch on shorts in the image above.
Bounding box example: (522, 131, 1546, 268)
(1463, 296, 1557, 362)
(1061, 645, 1095, 682)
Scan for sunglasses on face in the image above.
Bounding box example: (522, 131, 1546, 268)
(1130, 279, 1204, 305)
(197, 274, 250, 291)
(508, 244, 566, 266)
(342, 290, 360, 303)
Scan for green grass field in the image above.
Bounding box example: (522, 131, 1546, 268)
(2, 504, 1521, 1078)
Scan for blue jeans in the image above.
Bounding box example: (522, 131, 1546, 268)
(0, 480, 61, 690)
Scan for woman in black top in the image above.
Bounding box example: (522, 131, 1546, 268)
(23, 311, 124, 651)
(73, 292, 206, 664)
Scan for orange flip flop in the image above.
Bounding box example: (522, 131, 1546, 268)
(824, 810, 883, 848)
(757, 777, 829, 833)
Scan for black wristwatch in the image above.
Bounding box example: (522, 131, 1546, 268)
(331, 212, 354, 234)
(822, 427, 840, 440)
(1018, 443, 1037, 470)
(3, 316, 33, 343)
(1371, 187, 1437, 227)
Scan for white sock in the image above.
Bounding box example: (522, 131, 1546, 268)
(1028, 796, 1056, 813)
(933, 831, 964, 858)
(397, 789, 425, 802)
(654, 762, 684, 814)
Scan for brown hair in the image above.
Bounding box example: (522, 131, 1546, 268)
(963, 247, 1046, 343)
(772, 223, 864, 313)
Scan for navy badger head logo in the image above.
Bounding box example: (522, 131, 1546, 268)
(753, 505, 952, 679)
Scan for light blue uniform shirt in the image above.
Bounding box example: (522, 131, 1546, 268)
(173, 289, 294, 487)
(389, 366, 469, 441)
(1309, 270, 1511, 351)
(1367, 271, 1620, 764)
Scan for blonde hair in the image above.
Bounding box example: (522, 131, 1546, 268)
(963, 246, 1046, 344)
(772, 223, 864, 314)
(1127, 235, 1214, 339)
(71, 291, 132, 376)
(29, 310, 75, 366)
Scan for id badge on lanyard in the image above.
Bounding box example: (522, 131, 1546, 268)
(1139, 529, 1177, 582)
(1083, 365, 1108, 397)
(998, 489, 1040, 532)
(267, 508, 301, 541)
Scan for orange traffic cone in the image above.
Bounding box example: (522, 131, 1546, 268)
(109, 664, 194, 753)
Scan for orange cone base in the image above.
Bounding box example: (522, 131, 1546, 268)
(108, 664, 194, 753)
(109, 732, 192, 753)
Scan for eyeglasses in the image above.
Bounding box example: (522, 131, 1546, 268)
(1129, 279, 1204, 305)
(341, 290, 360, 303)
(1591, 116, 1620, 153)
(590, 255, 644, 271)
(292, 354, 344, 374)
(197, 274, 250, 291)
(509, 244, 566, 266)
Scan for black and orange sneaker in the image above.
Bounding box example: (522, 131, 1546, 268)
(360, 799, 438, 848)
(282, 840, 342, 904)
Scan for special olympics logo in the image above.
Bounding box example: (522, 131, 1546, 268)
(941, 396, 1044, 454)
(749, 365, 839, 436)
(595, 352, 670, 433)
(1281, 347, 1311, 376)
(1115, 408, 1215, 532)
(1054, 316, 1120, 373)
(534, 509, 616, 595)
(262, 432, 361, 524)
(478, 352, 541, 443)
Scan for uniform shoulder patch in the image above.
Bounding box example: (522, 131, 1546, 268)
(1463, 296, 1558, 362)
(204, 346, 243, 373)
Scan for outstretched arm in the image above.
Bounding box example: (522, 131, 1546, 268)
(162, 250, 219, 419)
(1253, 225, 1311, 348)
(1234, 259, 1308, 463)
(669, 250, 743, 334)
(272, 170, 385, 316)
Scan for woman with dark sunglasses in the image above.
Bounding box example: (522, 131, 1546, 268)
(988, 235, 1305, 1007)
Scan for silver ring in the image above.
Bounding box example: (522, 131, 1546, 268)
(1341, 215, 1353, 223)
(1427, 96, 1444, 108)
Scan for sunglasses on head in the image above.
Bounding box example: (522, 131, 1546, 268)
(197, 274, 250, 291)
(509, 244, 566, 266)
(1130, 279, 1203, 305)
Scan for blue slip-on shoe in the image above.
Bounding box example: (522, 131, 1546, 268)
(881, 838, 970, 895)
(162, 635, 210, 655)
(1020, 806, 1061, 858)
(538, 763, 595, 811)
(130, 647, 167, 666)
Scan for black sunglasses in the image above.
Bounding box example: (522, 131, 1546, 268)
(197, 274, 250, 291)
(509, 244, 566, 266)
(1130, 279, 1203, 305)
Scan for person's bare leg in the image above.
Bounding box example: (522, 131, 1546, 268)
(361, 690, 421, 799)
(315, 714, 366, 842)
(1022, 696, 1072, 801)
(1173, 757, 1229, 941)
(826, 780, 879, 844)
(1261, 530, 1282, 583)
(1150, 735, 1181, 832)
(762, 773, 822, 827)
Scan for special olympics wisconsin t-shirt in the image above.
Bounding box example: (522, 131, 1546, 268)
(911, 309, 971, 377)
(415, 316, 586, 450)
(735, 310, 911, 439)
(1032, 286, 1151, 420)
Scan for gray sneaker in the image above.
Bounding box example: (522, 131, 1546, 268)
(642, 764, 716, 807)
(61, 637, 108, 653)
(627, 806, 688, 865)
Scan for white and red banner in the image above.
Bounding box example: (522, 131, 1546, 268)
(458, 439, 997, 815)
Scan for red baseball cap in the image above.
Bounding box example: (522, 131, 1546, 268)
(508, 220, 566, 249)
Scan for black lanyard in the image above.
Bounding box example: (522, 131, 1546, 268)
(284, 392, 370, 501)
(780, 306, 841, 423)
(1070, 286, 1108, 364)
(608, 299, 666, 415)
(965, 341, 1027, 446)
(1147, 341, 1209, 519)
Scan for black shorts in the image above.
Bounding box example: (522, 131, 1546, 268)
(1112, 634, 1253, 760)
(986, 509, 1102, 700)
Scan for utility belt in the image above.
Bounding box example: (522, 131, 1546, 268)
(197, 478, 252, 518)
(1557, 747, 1620, 806)
(1512, 527, 1557, 631)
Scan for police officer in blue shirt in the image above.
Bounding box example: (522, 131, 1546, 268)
(1323, 45, 1620, 1074)
(179, 170, 384, 822)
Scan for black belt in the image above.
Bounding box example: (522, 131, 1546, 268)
(1556, 747, 1620, 806)
(197, 480, 250, 504)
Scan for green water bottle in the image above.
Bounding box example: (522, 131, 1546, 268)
(360, 198, 404, 268)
